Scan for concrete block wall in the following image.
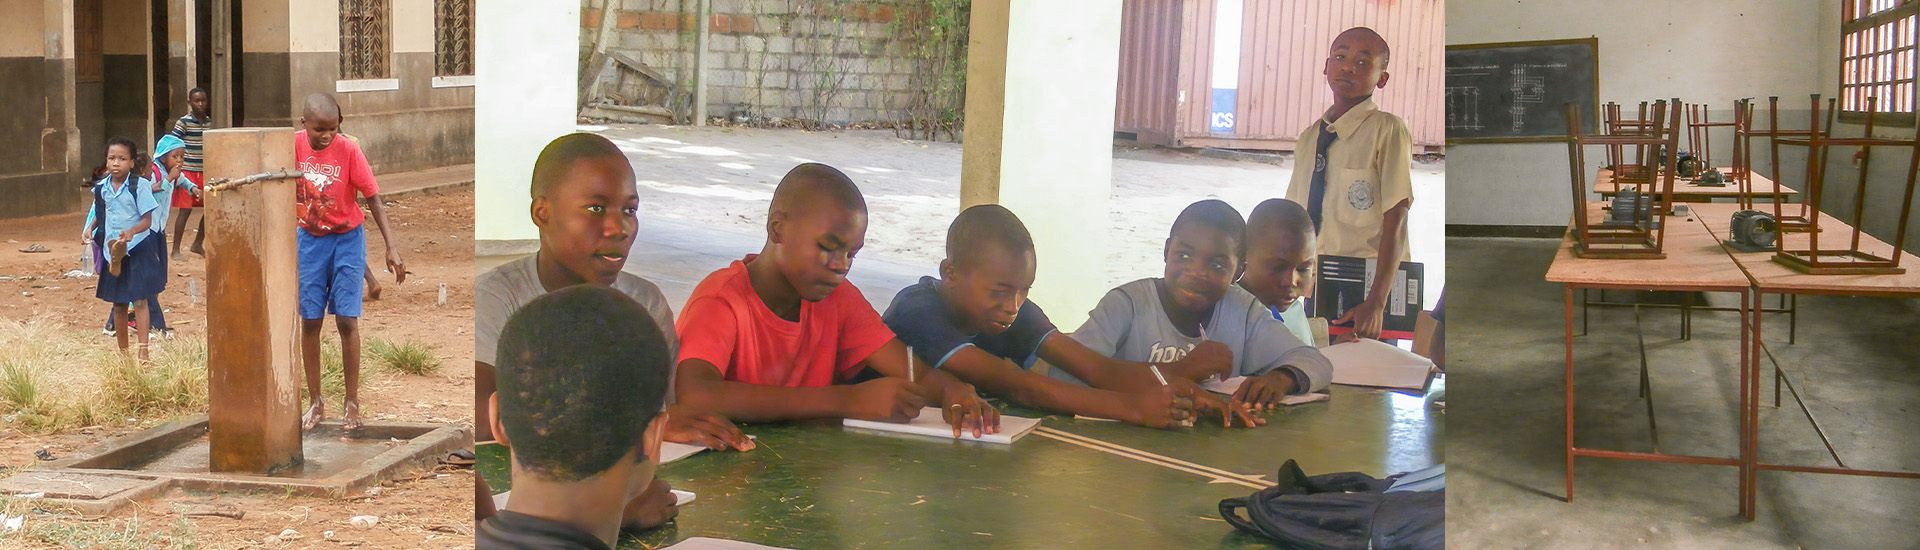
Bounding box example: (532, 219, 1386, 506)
(585, 0, 924, 125)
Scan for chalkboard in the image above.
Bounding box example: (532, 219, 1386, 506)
(1445, 38, 1600, 143)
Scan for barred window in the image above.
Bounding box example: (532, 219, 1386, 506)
(435, 0, 474, 76)
(340, 0, 392, 80)
(1841, 0, 1919, 123)
(75, 0, 102, 83)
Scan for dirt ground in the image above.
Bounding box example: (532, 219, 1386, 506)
(589, 123, 1448, 307)
(0, 189, 475, 549)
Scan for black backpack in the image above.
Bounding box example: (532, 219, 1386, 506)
(1219, 460, 1444, 549)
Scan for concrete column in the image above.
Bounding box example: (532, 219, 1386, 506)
(960, 0, 1124, 329)
(475, 0, 575, 242)
(203, 127, 302, 474)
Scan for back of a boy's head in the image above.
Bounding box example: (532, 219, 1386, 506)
(496, 284, 670, 482)
(947, 204, 1034, 269)
(1171, 199, 1248, 261)
(531, 133, 630, 201)
(770, 163, 865, 217)
(1247, 198, 1315, 244)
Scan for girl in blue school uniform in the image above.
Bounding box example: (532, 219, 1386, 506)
(82, 137, 167, 361)
(89, 135, 196, 338)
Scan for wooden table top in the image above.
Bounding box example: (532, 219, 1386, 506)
(1546, 202, 1752, 291)
(1593, 168, 1798, 201)
(1691, 202, 1920, 297)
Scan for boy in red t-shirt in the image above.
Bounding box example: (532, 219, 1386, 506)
(294, 93, 404, 431)
(674, 163, 999, 436)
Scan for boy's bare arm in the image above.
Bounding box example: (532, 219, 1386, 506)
(1341, 197, 1411, 340)
(673, 358, 920, 423)
(940, 345, 1189, 429)
(363, 195, 406, 283)
(857, 338, 999, 436)
(1039, 333, 1227, 391)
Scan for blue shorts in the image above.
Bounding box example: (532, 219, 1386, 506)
(298, 226, 365, 319)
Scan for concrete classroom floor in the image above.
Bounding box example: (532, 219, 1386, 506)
(1446, 237, 1920, 549)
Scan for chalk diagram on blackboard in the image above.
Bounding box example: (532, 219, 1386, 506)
(1508, 65, 1550, 132)
(1445, 64, 1495, 131)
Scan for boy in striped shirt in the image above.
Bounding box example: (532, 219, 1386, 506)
(168, 87, 212, 256)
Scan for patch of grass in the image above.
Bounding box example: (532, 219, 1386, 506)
(366, 337, 441, 376)
(0, 359, 41, 411)
(97, 338, 208, 420)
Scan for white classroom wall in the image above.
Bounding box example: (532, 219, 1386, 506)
(1446, 0, 1825, 227)
(474, 0, 578, 242)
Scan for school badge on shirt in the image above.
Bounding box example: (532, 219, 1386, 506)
(1347, 179, 1374, 210)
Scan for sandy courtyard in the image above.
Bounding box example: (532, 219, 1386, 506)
(591, 124, 1447, 308)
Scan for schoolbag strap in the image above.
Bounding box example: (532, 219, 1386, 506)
(1217, 496, 1264, 537)
(91, 182, 108, 244)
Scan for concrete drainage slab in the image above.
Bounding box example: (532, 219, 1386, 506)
(0, 414, 469, 514)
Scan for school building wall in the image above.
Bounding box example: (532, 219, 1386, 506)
(0, 0, 83, 219)
(1806, 4, 1920, 255)
(249, 0, 475, 175)
(1445, 0, 1824, 230)
(585, 0, 922, 125)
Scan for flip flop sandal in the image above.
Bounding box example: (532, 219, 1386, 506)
(440, 449, 475, 466)
(17, 244, 49, 253)
(107, 239, 128, 277)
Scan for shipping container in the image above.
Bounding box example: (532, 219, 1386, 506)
(1115, 0, 1445, 152)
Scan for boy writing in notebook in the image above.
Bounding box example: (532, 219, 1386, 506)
(1282, 26, 1414, 341)
(1237, 198, 1319, 349)
(1069, 200, 1333, 418)
(478, 285, 680, 548)
(882, 204, 1201, 429)
(674, 163, 999, 436)
(474, 133, 751, 451)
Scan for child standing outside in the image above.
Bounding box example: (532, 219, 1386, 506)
(83, 137, 164, 361)
(1282, 27, 1414, 341)
(294, 92, 404, 431)
(94, 135, 197, 337)
(168, 87, 212, 257)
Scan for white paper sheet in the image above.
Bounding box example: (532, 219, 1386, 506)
(1200, 377, 1331, 406)
(663, 538, 799, 550)
(1324, 338, 1436, 390)
(493, 489, 697, 509)
(843, 407, 1041, 444)
(658, 434, 757, 465)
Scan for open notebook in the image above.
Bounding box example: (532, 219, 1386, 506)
(843, 407, 1042, 444)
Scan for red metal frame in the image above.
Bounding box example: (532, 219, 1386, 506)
(1568, 100, 1683, 259)
(1771, 95, 1920, 275)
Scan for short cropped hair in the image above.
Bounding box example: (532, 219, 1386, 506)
(770, 163, 865, 216)
(947, 204, 1035, 269)
(1247, 198, 1315, 243)
(1170, 199, 1248, 262)
(531, 133, 629, 200)
(495, 285, 672, 482)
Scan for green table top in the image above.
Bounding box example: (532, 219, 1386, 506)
(479, 381, 1445, 549)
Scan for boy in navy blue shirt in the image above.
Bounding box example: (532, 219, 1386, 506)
(883, 204, 1210, 428)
